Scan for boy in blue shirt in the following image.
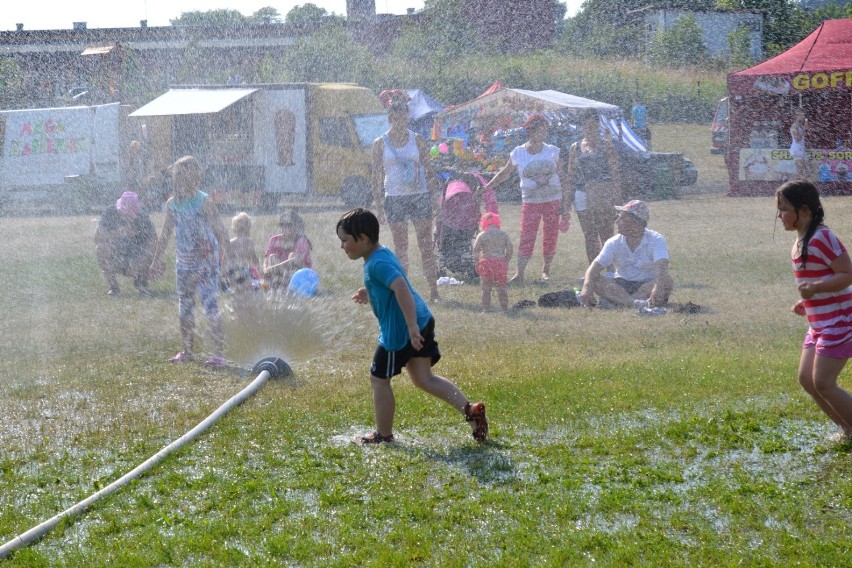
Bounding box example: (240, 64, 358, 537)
(336, 208, 488, 444)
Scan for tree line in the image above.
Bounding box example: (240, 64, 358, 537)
(1, 1, 849, 121)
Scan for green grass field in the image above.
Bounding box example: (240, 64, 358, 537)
(1, 129, 851, 565)
(651, 123, 729, 187)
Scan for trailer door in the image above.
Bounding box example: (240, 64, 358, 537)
(260, 88, 308, 195)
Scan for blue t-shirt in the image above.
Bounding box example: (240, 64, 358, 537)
(631, 104, 648, 130)
(364, 247, 431, 351)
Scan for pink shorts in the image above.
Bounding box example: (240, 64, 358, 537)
(477, 257, 508, 285)
(803, 328, 852, 359)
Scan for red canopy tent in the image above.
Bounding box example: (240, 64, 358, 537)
(726, 19, 852, 196)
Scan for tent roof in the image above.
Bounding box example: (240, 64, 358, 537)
(129, 88, 258, 117)
(405, 89, 444, 121)
(729, 18, 852, 95)
(439, 87, 619, 122)
(478, 81, 505, 98)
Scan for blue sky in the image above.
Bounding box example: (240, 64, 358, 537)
(3, 1, 583, 31)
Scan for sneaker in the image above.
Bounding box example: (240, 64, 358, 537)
(169, 351, 194, 363)
(633, 299, 649, 309)
(638, 306, 667, 316)
(204, 356, 226, 368)
(354, 431, 394, 444)
(465, 401, 488, 443)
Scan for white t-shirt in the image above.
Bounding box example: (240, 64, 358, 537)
(510, 143, 562, 204)
(596, 228, 669, 282)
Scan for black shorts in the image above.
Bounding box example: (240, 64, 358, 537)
(614, 277, 651, 295)
(383, 193, 433, 224)
(371, 317, 441, 379)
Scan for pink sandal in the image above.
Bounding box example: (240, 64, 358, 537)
(169, 351, 194, 363)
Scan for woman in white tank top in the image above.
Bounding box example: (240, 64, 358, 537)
(371, 94, 441, 302)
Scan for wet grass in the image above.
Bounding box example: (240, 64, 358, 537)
(2, 178, 852, 564)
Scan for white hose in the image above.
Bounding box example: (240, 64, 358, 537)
(0, 367, 273, 559)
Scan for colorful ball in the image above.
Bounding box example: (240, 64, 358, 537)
(288, 268, 319, 297)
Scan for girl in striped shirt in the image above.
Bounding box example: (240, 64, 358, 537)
(777, 179, 852, 442)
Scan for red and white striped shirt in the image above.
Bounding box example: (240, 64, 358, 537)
(793, 226, 852, 346)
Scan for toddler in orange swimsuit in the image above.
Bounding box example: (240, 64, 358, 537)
(473, 212, 513, 312)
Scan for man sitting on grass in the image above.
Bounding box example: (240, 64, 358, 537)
(579, 199, 674, 310)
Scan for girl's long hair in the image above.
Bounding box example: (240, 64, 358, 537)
(776, 179, 825, 268)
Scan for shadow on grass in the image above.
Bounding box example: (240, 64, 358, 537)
(395, 439, 517, 486)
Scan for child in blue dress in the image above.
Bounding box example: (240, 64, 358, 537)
(149, 156, 230, 367)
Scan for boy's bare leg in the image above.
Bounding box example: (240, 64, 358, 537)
(369, 375, 395, 436)
(406, 358, 468, 412)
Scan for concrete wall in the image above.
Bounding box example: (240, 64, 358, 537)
(644, 9, 763, 60)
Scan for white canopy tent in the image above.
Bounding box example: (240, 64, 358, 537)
(438, 87, 647, 152)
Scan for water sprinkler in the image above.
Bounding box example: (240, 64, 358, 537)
(252, 356, 292, 378)
(0, 355, 292, 560)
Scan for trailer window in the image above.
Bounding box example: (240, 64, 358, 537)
(353, 114, 390, 147)
(318, 117, 353, 148)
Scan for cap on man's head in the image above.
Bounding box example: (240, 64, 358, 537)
(116, 191, 141, 217)
(615, 199, 649, 224)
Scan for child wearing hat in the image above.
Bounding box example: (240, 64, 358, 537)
(473, 212, 513, 312)
(95, 191, 156, 296)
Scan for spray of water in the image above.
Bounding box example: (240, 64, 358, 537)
(220, 290, 342, 367)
